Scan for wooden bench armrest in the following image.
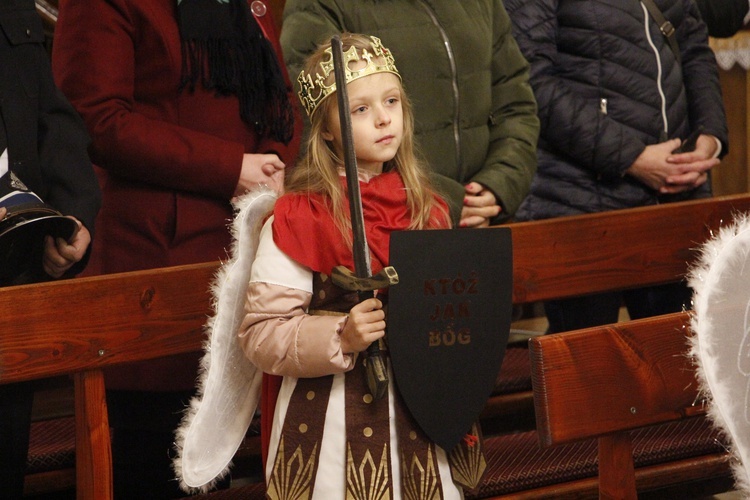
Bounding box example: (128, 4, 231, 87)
(529, 311, 700, 447)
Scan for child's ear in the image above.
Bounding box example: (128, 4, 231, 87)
(322, 129, 334, 142)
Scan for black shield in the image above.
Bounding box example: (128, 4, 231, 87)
(387, 228, 512, 452)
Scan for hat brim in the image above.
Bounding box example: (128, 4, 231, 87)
(0, 214, 79, 283)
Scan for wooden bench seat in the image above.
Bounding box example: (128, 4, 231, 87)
(468, 416, 726, 499)
(24, 416, 76, 496)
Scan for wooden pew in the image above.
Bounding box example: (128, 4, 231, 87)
(466, 312, 732, 499)
(1, 263, 217, 499)
(483, 192, 750, 421)
(527, 312, 725, 499)
(8, 193, 750, 498)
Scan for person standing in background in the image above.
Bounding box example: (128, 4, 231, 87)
(505, 0, 728, 333)
(51, 0, 301, 497)
(281, 0, 539, 228)
(0, 0, 100, 497)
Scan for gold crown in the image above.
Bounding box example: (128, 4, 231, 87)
(297, 35, 401, 117)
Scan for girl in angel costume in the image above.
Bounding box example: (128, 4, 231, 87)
(175, 33, 486, 499)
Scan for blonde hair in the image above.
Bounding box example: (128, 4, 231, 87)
(286, 33, 450, 242)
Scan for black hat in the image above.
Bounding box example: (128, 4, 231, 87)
(0, 170, 78, 285)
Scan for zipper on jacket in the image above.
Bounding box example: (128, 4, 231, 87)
(416, 0, 462, 177)
(600, 98, 608, 115)
(641, 2, 669, 139)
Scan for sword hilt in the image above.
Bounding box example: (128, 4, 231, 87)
(363, 339, 388, 400)
(356, 289, 389, 400)
(332, 265, 399, 292)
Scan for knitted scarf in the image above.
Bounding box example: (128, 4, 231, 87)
(177, 0, 293, 144)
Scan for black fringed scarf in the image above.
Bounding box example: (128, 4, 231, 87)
(177, 0, 294, 144)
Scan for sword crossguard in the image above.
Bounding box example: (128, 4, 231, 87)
(331, 265, 399, 292)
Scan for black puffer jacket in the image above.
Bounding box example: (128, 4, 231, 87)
(506, 0, 728, 220)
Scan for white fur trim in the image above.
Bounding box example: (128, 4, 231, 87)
(173, 188, 277, 493)
(689, 213, 750, 496)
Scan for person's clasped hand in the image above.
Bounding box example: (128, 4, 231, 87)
(460, 181, 501, 228)
(235, 153, 286, 197)
(626, 136, 720, 194)
(42, 217, 91, 278)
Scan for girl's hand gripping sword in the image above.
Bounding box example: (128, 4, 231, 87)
(330, 35, 396, 400)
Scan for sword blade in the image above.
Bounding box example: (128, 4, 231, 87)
(331, 35, 388, 399)
(331, 35, 372, 279)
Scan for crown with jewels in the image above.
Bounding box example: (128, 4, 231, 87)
(297, 35, 401, 117)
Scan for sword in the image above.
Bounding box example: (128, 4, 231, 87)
(330, 35, 391, 400)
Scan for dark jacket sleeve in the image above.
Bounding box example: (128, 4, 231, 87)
(695, 0, 748, 38)
(679, 0, 730, 155)
(0, 2, 101, 279)
(471, 0, 538, 223)
(37, 56, 101, 234)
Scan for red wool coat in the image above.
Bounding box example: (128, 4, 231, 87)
(51, 0, 302, 390)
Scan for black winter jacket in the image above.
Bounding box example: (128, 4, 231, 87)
(506, 0, 728, 220)
(0, 0, 100, 279)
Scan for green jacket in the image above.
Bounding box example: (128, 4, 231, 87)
(281, 0, 539, 224)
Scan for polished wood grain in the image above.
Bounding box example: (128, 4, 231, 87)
(0, 262, 216, 384)
(530, 312, 697, 447)
(509, 193, 750, 304)
(528, 312, 724, 499)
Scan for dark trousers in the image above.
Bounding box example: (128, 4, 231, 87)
(107, 389, 232, 499)
(544, 281, 693, 334)
(0, 382, 35, 500)
(107, 390, 195, 500)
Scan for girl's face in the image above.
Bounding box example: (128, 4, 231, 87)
(323, 72, 404, 175)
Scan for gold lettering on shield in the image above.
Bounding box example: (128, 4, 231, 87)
(425, 272, 478, 348)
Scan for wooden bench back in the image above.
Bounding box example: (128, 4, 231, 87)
(0, 262, 215, 384)
(0, 263, 216, 500)
(528, 311, 707, 498)
(3, 194, 750, 499)
(530, 312, 698, 446)
(479, 193, 750, 419)
(510, 193, 750, 304)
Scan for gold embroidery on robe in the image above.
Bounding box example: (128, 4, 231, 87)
(448, 423, 486, 490)
(267, 435, 318, 500)
(345, 442, 391, 500)
(400, 443, 442, 500)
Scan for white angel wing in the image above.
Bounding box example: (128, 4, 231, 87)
(690, 213, 750, 496)
(173, 188, 277, 493)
